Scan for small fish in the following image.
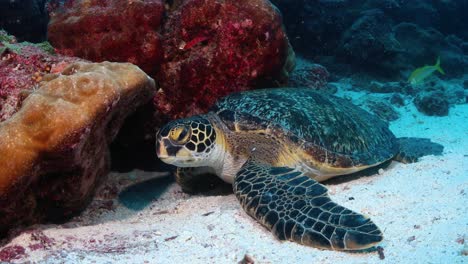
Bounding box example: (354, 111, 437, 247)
(179, 36, 210, 50)
(408, 57, 445, 85)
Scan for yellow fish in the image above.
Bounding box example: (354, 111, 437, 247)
(408, 57, 445, 85)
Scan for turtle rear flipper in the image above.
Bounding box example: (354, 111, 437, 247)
(234, 160, 383, 251)
(395, 137, 444, 163)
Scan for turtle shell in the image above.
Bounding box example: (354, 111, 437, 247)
(210, 88, 398, 168)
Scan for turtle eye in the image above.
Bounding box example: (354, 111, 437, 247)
(169, 125, 191, 145)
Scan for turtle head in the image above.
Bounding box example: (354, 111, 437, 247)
(156, 115, 220, 167)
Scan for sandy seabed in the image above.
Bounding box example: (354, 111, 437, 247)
(1, 90, 467, 264)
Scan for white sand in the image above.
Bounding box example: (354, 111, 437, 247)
(1, 90, 467, 264)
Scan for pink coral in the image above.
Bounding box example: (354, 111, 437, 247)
(156, 0, 294, 121)
(0, 245, 26, 262)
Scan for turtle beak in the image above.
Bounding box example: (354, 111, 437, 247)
(156, 139, 169, 160)
(156, 138, 189, 165)
(156, 133, 195, 166)
(156, 126, 170, 159)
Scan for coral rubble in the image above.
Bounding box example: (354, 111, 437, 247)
(0, 62, 155, 235)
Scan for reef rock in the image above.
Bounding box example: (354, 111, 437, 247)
(420, 79, 466, 105)
(0, 62, 155, 235)
(270, 0, 355, 58)
(364, 99, 400, 122)
(373, 0, 468, 37)
(393, 23, 445, 67)
(414, 91, 449, 116)
(339, 9, 400, 71)
(0, 31, 81, 122)
(48, 0, 165, 75)
(288, 63, 329, 90)
(156, 0, 294, 120)
(272, 0, 468, 79)
(382, 1, 438, 28)
(390, 93, 405, 107)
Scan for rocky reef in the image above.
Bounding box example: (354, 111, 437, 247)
(47, 0, 294, 123)
(0, 61, 155, 235)
(156, 0, 294, 120)
(272, 0, 468, 79)
(271, 0, 467, 117)
(288, 58, 330, 90)
(48, 0, 165, 76)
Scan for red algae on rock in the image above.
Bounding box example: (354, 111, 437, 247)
(47, 0, 165, 75)
(45, 0, 294, 125)
(0, 245, 27, 262)
(0, 31, 81, 122)
(156, 0, 295, 120)
(0, 61, 155, 235)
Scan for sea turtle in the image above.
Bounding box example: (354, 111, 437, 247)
(155, 88, 443, 251)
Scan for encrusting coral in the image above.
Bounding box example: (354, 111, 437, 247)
(46, 0, 294, 124)
(156, 0, 294, 121)
(0, 61, 155, 235)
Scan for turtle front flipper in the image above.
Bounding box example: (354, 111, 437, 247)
(234, 160, 383, 251)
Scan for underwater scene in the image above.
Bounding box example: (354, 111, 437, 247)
(0, 0, 467, 263)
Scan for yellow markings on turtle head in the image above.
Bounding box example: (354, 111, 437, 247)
(168, 125, 191, 145)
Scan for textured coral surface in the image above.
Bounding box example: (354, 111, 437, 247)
(156, 0, 294, 120)
(48, 0, 164, 75)
(0, 61, 155, 235)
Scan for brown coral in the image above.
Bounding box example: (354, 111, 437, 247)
(0, 62, 155, 234)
